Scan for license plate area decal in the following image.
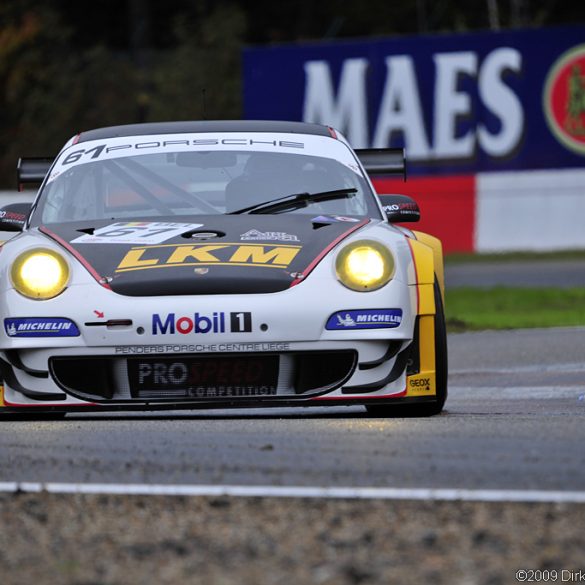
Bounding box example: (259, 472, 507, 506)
(127, 354, 279, 399)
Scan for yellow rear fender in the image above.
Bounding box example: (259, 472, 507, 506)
(411, 230, 445, 302)
(405, 236, 443, 399)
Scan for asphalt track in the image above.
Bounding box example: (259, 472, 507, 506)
(1, 327, 584, 492)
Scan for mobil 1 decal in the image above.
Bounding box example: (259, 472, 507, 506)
(152, 311, 253, 335)
(230, 311, 252, 333)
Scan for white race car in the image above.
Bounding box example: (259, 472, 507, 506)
(0, 121, 447, 417)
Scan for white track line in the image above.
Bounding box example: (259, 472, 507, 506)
(1, 482, 585, 503)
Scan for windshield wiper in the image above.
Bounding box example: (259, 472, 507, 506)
(228, 188, 358, 215)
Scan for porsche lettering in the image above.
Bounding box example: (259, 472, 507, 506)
(60, 138, 305, 167)
(116, 243, 302, 272)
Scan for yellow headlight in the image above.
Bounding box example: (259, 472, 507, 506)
(336, 240, 394, 291)
(11, 248, 70, 300)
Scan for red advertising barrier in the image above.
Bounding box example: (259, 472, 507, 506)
(373, 176, 476, 253)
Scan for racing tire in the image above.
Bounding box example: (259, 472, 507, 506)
(366, 278, 448, 417)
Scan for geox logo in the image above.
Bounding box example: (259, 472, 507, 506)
(116, 243, 302, 272)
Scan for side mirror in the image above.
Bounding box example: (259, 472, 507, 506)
(378, 194, 420, 223)
(0, 203, 32, 232)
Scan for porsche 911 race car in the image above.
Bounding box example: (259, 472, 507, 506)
(0, 121, 447, 417)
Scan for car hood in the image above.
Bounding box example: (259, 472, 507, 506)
(38, 215, 371, 296)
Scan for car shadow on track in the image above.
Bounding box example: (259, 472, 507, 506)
(63, 407, 451, 421)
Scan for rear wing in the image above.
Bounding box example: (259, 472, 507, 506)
(355, 148, 406, 181)
(17, 157, 54, 191)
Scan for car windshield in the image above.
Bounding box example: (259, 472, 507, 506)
(33, 135, 381, 224)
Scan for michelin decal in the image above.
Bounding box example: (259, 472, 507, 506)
(5, 317, 80, 338)
(326, 309, 402, 330)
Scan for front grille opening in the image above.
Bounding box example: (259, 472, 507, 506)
(50, 350, 357, 402)
(294, 351, 356, 394)
(51, 358, 114, 399)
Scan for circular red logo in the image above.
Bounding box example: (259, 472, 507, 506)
(544, 44, 585, 155)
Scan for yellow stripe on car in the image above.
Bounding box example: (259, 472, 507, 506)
(406, 238, 438, 398)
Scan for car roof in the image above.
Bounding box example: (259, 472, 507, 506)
(77, 120, 333, 143)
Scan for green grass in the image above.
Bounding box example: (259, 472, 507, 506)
(445, 287, 585, 332)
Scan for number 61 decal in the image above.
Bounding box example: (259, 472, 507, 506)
(71, 222, 203, 245)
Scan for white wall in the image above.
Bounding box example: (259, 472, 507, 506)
(475, 169, 585, 252)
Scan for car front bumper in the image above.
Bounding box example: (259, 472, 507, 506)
(0, 264, 439, 410)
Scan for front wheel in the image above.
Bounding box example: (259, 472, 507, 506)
(367, 278, 448, 417)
